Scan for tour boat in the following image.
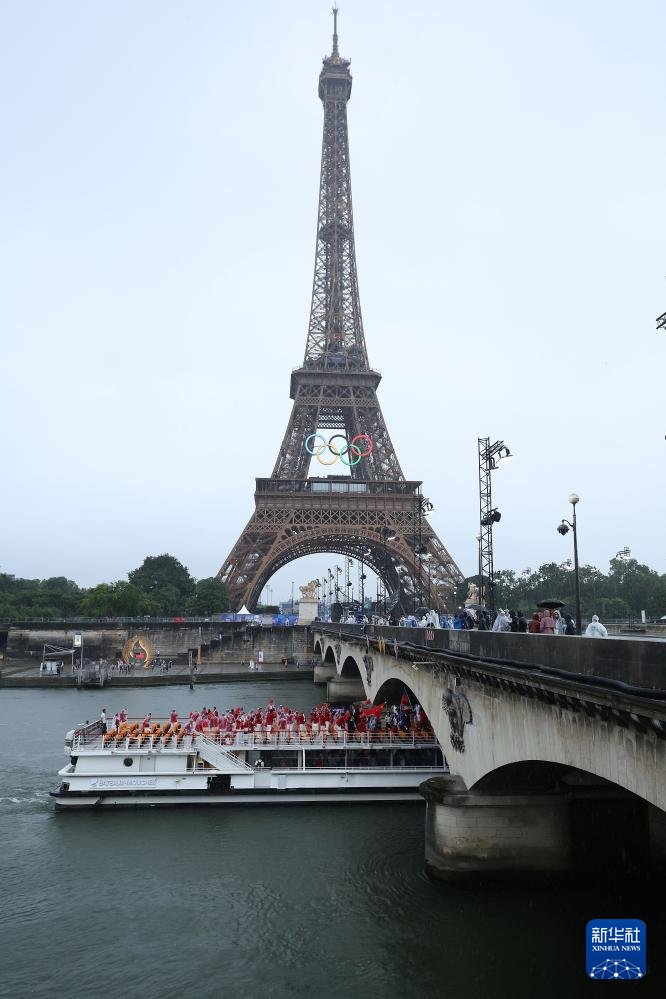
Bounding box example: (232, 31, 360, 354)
(50, 717, 447, 808)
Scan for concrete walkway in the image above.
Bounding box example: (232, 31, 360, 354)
(0, 661, 315, 688)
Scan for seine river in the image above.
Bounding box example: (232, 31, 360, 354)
(1, 684, 662, 998)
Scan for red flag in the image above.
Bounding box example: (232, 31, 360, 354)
(361, 703, 384, 718)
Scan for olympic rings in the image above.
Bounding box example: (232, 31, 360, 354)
(340, 444, 362, 466)
(303, 433, 374, 466)
(304, 434, 326, 455)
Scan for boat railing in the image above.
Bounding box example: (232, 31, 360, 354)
(208, 730, 438, 750)
(73, 731, 196, 752)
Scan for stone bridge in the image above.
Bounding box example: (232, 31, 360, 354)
(313, 624, 666, 881)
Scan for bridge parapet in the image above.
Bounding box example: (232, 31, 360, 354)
(315, 623, 666, 689)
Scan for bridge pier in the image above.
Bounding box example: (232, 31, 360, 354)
(327, 676, 366, 702)
(314, 664, 337, 685)
(421, 776, 573, 881)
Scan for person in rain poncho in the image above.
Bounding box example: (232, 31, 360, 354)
(492, 609, 511, 632)
(585, 614, 608, 638)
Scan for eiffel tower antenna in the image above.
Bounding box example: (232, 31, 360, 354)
(217, 17, 463, 611)
(332, 7, 339, 57)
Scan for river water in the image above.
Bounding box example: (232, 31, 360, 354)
(1, 684, 662, 998)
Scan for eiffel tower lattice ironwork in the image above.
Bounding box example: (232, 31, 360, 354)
(217, 12, 464, 611)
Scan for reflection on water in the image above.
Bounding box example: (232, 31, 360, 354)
(0, 686, 663, 998)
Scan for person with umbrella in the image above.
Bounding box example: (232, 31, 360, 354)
(540, 609, 556, 634)
(536, 598, 566, 635)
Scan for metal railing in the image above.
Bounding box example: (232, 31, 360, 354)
(211, 730, 438, 750)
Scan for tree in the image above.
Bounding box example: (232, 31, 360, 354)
(128, 555, 195, 601)
(80, 582, 158, 618)
(186, 577, 230, 616)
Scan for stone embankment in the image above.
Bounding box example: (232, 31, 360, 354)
(0, 663, 314, 689)
(0, 621, 317, 688)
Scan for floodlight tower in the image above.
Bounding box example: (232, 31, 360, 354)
(478, 438, 513, 611)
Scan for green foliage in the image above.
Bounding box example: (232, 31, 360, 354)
(0, 554, 209, 620)
(185, 577, 230, 616)
(128, 554, 195, 600)
(0, 573, 83, 620)
(79, 582, 158, 618)
(474, 558, 666, 619)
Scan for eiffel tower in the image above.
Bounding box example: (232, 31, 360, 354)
(218, 11, 463, 611)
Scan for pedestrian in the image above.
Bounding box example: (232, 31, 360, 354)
(585, 614, 608, 638)
(517, 610, 528, 633)
(540, 610, 555, 634)
(527, 612, 541, 634)
(563, 613, 576, 636)
(552, 610, 566, 635)
(492, 609, 511, 633)
(100, 708, 107, 734)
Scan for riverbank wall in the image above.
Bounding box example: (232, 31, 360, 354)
(0, 621, 314, 669)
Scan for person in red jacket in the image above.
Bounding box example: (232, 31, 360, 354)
(527, 612, 541, 634)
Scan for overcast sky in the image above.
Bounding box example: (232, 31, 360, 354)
(2, 0, 664, 602)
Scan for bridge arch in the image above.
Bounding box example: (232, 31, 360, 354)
(323, 644, 337, 666)
(313, 639, 322, 656)
(237, 535, 406, 611)
(341, 654, 363, 680)
(375, 676, 419, 706)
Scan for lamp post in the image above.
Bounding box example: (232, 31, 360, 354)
(413, 489, 433, 611)
(478, 438, 513, 611)
(359, 547, 371, 612)
(557, 493, 581, 635)
(381, 527, 397, 615)
(420, 552, 433, 606)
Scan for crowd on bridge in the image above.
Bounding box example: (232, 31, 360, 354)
(328, 607, 607, 636)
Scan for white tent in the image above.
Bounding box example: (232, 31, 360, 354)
(237, 605, 251, 615)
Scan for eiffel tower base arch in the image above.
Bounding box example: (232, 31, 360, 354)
(218, 478, 463, 613)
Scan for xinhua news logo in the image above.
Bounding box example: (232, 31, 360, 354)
(586, 919, 646, 979)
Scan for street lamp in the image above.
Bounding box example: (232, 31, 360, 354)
(478, 438, 513, 611)
(416, 547, 433, 606)
(360, 547, 371, 610)
(557, 493, 581, 635)
(381, 527, 397, 615)
(414, 491, 433, 611)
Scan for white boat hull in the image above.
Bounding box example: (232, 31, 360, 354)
(51, 788, 425, 809)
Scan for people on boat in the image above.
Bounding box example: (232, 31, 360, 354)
(94, 692, 436, 750)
